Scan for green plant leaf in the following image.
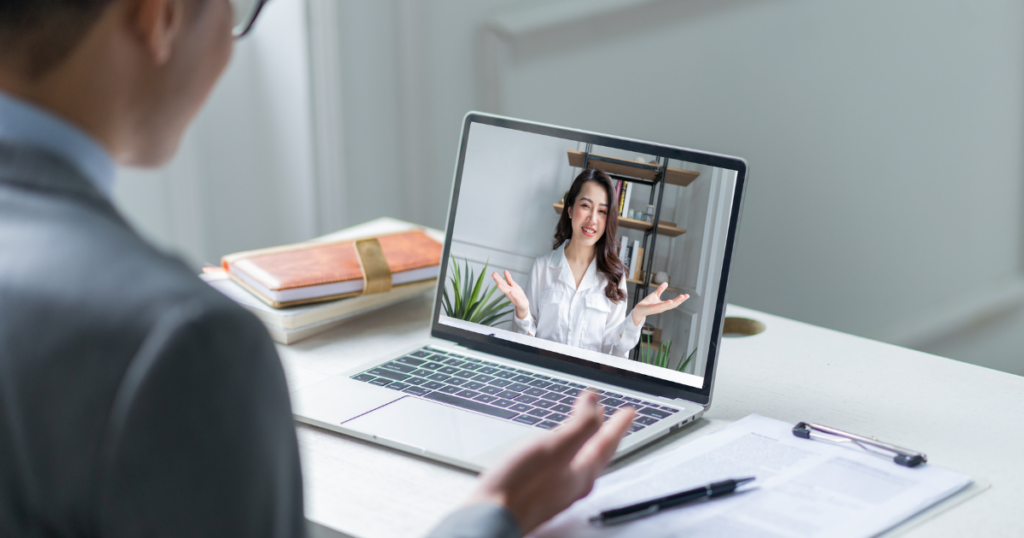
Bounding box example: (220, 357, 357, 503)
(464, 260, 490, 321)
(472, 291, 509, 324)
(442, 287, 453, 316)
(479, 308, 513, 327)
(677, 346, 696, 372)
(450, 255, 462, 315)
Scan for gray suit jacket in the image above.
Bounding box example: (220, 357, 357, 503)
(0, 143, 519, 538)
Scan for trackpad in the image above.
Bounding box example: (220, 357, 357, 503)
(343, 397, 539, 465)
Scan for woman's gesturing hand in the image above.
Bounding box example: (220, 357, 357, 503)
(631, 282, 689, 326)
(492, 270, 530, 320)
(465, 391, 634, 535)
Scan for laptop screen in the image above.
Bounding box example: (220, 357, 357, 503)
(431, 114, 746, 404)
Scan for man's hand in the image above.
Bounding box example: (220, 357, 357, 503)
(464, 391, 635, 534)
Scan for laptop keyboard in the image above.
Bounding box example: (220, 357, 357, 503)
(350, 346, 680, 435)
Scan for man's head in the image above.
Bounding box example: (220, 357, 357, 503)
(0, 0, 234, 166)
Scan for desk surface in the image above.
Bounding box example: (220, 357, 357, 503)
(278, 294, 1024, 538)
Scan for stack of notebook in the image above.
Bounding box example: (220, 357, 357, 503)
(202, 218, 443, 344)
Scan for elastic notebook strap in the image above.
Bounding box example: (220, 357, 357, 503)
(355, 238, 392, 295)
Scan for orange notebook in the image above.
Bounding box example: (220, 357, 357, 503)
(222, 230, 442, 308)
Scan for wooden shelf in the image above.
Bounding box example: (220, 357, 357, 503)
(568, 150, 700, 186)
(553, 203, 686, 237)
(626, 278, 679, 293)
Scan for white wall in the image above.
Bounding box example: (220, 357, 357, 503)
(308, 0, 1024, 375)
(113, 0, 1024, 375)
(113, 0, 316, 268)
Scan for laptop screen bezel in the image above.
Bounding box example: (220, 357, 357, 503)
(430, 113, 748, 406)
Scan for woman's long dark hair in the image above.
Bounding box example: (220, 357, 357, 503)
(553, 169, 627, 304)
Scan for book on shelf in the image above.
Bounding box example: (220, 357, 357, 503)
(624, 241, 634, 277)
(614, 180, 622, 212)
(633, 247, 645, 280)
(618, 235, 628, 268)
(620, 181, 633, 218)
(626, 239, 634, 278)
(205, 217, 442, 344)
(222, 225, 442, 308)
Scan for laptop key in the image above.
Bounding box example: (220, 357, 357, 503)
(661, 407, 680, 414)
(396, 356, 426, 366)
(547, 413, 568, 423)
(636, 416, 659, 425)
(352, 374, 375, 382)
(563, 388, 581, 396)
(552, 404, 572, 414)
(478, 367, 499, 375)
(410, 350, 432, 358)
(472, 374, 496, 383)
(488, 379, 512, 387)
(513, 415, 542, 426)
(537, 421, 559, 430)
(420, 363, 443, 371)
(560, 396, 576, 405)
(422, 381, 445, 390)
(446, 378, 468, 386)
(369, 378, 392, 387)
(547, 384, 570, 393)
(534, 375, 552, 380)
(628, 423, 645, 432)
(463, 381, 486, 391)
(622, 396, 641, 403)
(457, 390, 481, 399)
(509, 403, 532, 413)
(528, 408, 551, 417)
(542, 391, 564, 400)
(603, 407, 616, 416)
(443, 358, 465, 367)
(508, 383, 530, 392)
(601, 398, 626, 408)
(428, 354, 448, 361)
(511, 375, 533, 383)
(382, 362, 417, 374)
(461, 363, 482, 371)
(424, 391, 518, 419)
(492, 399, 515, 408)
(427, 373, 451, 382)
(524, 388, 547, 397)
(368, 368, 410, 381)
(386, 382, 410, 391)
(514, 395, 538, 404)
(497, 390, 519, 399)
(405, 377, 428, 385)
(606, 392, 624, 398)
(473, 394, 498, 404)
(528, 380, 552, 389)
(463, 357, 482, 363)
(411, 369, 434, 377)
(494, 371, 516, 379)
(479, 386, 501, 395)
(638, 407, 671, 420)
(533, 399, 557, 409)
(439, 385, 461, 394)
(403, 386, 431, 396)
(454, 371, 475, 378)
(438, 366, 460, 375)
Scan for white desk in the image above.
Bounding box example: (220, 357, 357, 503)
(277, 294, 1024, 538)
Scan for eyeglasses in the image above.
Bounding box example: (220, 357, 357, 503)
(230, 0, 269, 38)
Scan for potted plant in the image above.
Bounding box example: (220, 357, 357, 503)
(442, 256, 513, 327)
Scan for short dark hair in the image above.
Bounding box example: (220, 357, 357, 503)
(0, 0, 117, 78)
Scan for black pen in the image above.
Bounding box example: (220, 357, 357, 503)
(589, 477, 756, 526)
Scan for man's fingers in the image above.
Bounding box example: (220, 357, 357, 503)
(572, 406, 634, 474)
(547, 391, 603, 463)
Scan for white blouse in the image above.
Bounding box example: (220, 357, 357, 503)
(512, 243, 643, 358)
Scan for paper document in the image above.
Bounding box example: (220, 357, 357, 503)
(532, 414, 971, 538)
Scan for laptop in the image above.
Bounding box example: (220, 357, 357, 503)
(291, 113, 748, 471)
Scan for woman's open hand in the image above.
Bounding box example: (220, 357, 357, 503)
(492, 270, 530, 320)
(631, 282, 689, 326)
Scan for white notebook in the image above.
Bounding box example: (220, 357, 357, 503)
(532, 414, 972, 538)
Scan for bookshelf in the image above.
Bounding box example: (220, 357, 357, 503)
(559, 146, 700, 361)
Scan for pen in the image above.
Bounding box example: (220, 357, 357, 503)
(589, 477, 756, 526)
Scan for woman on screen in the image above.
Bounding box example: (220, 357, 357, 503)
(492, 169, 689, 359)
